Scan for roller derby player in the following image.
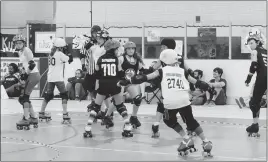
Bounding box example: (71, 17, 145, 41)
(85, 30, 114, 122)
(119, 49, 213, 157)
(145, 38, 186, 138)
(244, 31, 267, 137)
(115, 41, 145, 129)
(39, 38, 73, 124)
(84, 39, 133, 138)
(13, 35, 41, 130)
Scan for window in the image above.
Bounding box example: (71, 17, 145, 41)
(144, 37, 184, 59)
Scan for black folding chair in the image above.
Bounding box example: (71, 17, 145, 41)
(144, 81, 162, 104)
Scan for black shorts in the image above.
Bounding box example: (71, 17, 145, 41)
(97, 79, 121, 96)
(252, 74, 267, 104)
(83, 73, 96, 92)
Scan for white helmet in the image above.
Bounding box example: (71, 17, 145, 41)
(159, 49, 178, 65)
(53, 38, 67, 47)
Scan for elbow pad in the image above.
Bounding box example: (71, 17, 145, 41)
(249, 62, 258, 74)
(28, 60, 36, 70)
(131, 74, 148, 84)
(195, 80, 209, 91)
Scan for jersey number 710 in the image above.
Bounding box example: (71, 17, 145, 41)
(101, 64, 116, 76)
(167, 78, 184, 89)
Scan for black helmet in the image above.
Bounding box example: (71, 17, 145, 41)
(96, 30, 109, 39)
(91, 25, 101, 34)
(161, 38, 176, 49)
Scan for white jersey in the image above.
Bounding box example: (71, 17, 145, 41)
(47, 51, 69, 82)
(160, 66, 191, 109)
(18, 47, 39, 74)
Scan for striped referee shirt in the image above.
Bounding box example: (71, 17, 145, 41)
(85, 45, 106, 75)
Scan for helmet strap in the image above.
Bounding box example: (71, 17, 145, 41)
(160, 61, 166, 67)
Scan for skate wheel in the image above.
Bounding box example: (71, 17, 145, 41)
(179, 151, 185, 156)
(17, 126, 22, 130)
(83, 133, 88, 138)
(24, 126, 30, 130)
(33, 124, 38, 128)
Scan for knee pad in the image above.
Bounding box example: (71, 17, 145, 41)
(18, 94, 30, 107)
(115, 103, 128, 118)
(249, 97, 260, 118)
(193, 126, 203, 136)
(93, 104, 101, 114)
(156, 102, 164, 114)
(133, 94, 142, 106)
(60, 92, 68, 104)
(44, 92, 54, 103)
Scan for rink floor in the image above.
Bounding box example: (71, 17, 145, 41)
(1, 99, 267, 161)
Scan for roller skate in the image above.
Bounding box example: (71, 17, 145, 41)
(151, 124, 160, 138)
(38, 112, 52, 122)
(122, 122, 133, 137)
(177, 138, 197, 156)
(186, 128, 196, 137)
(61, 112, 71, 124)
(103, 116, 114, 129)
(29, 116, 38, 128)
(16, 116, 30, 130)
(99, 111, 107, 125)
(202, 141, 213, 157)
(246, 123, 260, 137)
(87, 101, 95, 111)
(130, 116, 141, 129)
(83, 124, 93, 138)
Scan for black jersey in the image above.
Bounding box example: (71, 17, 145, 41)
(3, 73, 20, 89)
(121, 55, 139, 79)
(97, 52, 119, 80)
(256, 47, 267, 76)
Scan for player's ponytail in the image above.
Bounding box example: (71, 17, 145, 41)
(50, 46, 57, 57)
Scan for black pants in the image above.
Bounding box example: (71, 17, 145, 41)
(163, 105, 200, 131)
(83, 73, 96, 92)
(250, 75, 267, 118)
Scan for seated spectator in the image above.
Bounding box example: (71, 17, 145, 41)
(189, 69, 206, 105)
(1, 63, 23, 97)
(205, 67, 227, 106)
(66, 69, 87, 100)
